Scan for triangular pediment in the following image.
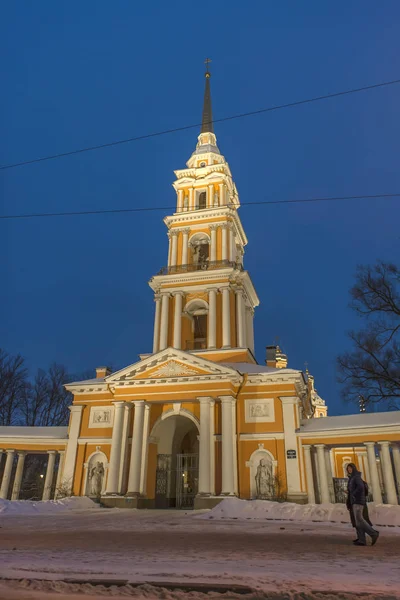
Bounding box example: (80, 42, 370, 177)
(106, 348, 240, 384)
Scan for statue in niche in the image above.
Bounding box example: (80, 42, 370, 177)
(255, 458, 272, 498)
(183, 196, 189, 210)
(214, 191, 219, 206)
(89, 461, 105, 497)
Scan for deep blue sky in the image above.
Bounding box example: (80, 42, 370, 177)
(1, 2, 399, 415)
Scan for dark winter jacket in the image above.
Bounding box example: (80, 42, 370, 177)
(347, 463, 366, 506)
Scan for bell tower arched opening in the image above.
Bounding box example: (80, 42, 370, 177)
(189, 233, 210, 270)
(184, 299, 208, 350)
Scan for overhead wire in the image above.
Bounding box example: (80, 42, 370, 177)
(1, 78, 400, 171)
(0, 193, 399, 221)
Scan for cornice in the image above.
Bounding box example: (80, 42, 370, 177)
(163, 208, 248, 247)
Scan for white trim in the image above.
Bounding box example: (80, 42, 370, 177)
(299, 426, 400, 439)
(78, 438, 112, 444)
(239, 433, 285, 441)
(0, 439, 67, 446)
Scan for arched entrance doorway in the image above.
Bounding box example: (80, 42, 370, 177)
(150, 412, 199, 509)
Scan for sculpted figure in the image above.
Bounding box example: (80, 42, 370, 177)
(89, 461, 104, 496)
(255, 459, 271, 498)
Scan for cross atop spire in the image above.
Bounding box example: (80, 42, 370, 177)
(201, 58, 214, 134)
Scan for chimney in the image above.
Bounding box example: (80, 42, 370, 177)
(266, 345, 288, 369)
(96, 366, 111, 379)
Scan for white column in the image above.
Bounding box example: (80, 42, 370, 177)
(364, 442, 383, 503)
(245, 306, 255, 354)
(159, 293, 170, 350)
(303, 445, 315, 503)
(42, 451, 57, 501)
(11, 451, 26, 500)
(235, 289, 245, 348)
(362, 450, 371, 485)
(118, 403, 132, 494)
(167, 232, 172, 266)
(139, 404, 151, 496)
(0, 450, 15, 499)
(127, 401, 146, 495)
(281, 397, 302, 498)
(210, 225, 217, 263)
(324, 447, 334, 503)
(220, 396, 236, 495)
(392, 444, 400, 496)
(219, 183, 225, 206)
(208, 184, 214, 208)
(177, 189, 183, 212)
(62, 405, 84, 494)
(182, 228, 190, 266)
(315, 444, 330, 504)
(380, 441, 398, 505)
(229, 226, 235, 262)
(221, 287, 231, 348)
(105, 402, 126, 494)
(152, 294, 161, 353)
(207, 288, 217, 349)
(198, 397, 212, 495)
(54, 450, 65, 499)
(173, 292, 183, 349)
(210, 400, 216, 495)
(189, 188, 194, 210)
(221, 225, 228, 261)
(232, 399, 238, 495)
(170, 231, 178, 267)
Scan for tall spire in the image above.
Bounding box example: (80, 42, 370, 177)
(201, 58, 214, 134)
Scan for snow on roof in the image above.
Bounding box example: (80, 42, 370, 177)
(0, 426, 68, 439)
(220, 362, 301, 375)
(68, 377, 105, 385)
(300, 411, 400, 432)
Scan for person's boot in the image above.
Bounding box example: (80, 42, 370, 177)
(353, 540, 366, 546)
(371, 531, 379, 546)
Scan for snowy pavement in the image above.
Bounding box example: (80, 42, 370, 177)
(0, 507, 399, 599)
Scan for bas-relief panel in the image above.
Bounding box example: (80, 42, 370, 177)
(245, 399, 275, 423)
(88, 406, 114, 429)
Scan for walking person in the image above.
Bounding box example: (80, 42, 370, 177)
(346, 463, 379, 546)
(346, 477, 373, 542)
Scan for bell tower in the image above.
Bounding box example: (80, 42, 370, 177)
(149, 64, 259, 363)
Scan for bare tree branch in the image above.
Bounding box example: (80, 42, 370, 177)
(0, 349, 28, 425)
(338, 261, 400, 410)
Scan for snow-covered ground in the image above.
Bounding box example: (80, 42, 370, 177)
(201, 497, 400, 527)
(0, 500, 399, 599)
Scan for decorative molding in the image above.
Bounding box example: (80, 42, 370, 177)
(245, 399, 275, 423)
(151, 360, 199, 378)
(239, 433, 285, 441)
(88, 406, 115, 429)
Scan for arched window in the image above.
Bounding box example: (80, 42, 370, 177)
(198, 191, 207, 210)
(184, 299, 208, 350)
(189, 233, 209, 270)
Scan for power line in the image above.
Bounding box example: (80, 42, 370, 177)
(1, 193, 399, 221)
(1, 78, 399, 171)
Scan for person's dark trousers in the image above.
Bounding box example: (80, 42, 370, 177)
(353, 504, 377, 544)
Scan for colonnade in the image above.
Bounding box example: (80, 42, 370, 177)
(167, 222, 237, 269)
(0, 449, 65, 501)
(176, 183, 226, 213)
(303, 442, 400, 505)
(153, 287, 252, 353)
(105, 396, 238, 499)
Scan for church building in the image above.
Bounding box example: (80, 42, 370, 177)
(0, 69, 399, 509)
